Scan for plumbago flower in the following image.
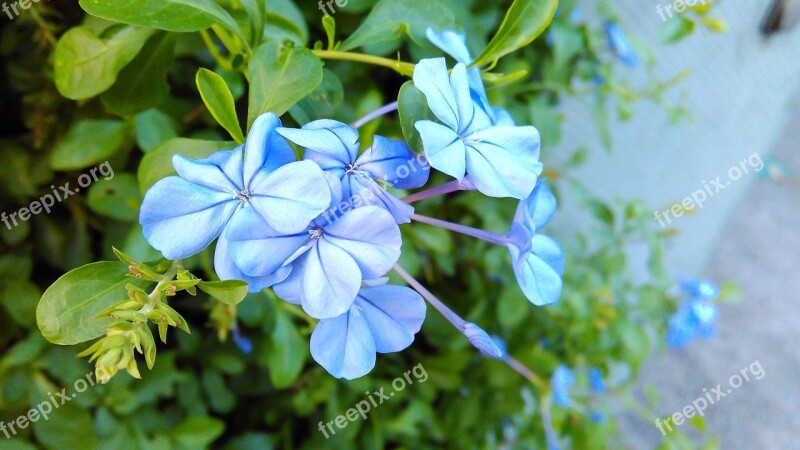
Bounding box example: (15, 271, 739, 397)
(605, 22, 639, 69)
(412, 57, 542, 199)
(139, 113, 330, 260)
(277, 120, 430, 223)
(666, 280, 719, 348)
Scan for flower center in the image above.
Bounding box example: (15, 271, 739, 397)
(236, 189, 251, 204)
(344, 163, 359, 174)
(308, 227, 324, 240)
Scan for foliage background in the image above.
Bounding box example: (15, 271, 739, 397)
(0, 0, 723, 448)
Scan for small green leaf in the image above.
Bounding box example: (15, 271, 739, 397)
(247, 41, 323, 126)
(340, 0, 456, 52)
(472, 0, 558, 67)
(134, 109, 180, 152)
(54, 25, 155, 100)
(169, 416, 225, 448)
(101, 32, 177, 116)
(198, 280, 249, 305)
(398, 81, 435, 154)
(660, 15, 696, 43)
(263, 308, 307, 388)
(265, 0, 309, 45)
(36, 261, 149, 345)
(87, 173, 141, 221)
(196, 68, 245, 143)
(137, 138, 237, 193)
(79, 0, 247, 45)
(50, 119, 129, 171)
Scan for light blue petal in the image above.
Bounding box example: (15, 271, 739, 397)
(244, 112, 296, 188)
(465, 125, 543, 198)
(278, 119, 359, 165)
(323, 206, 401, 279)
(249, 160, 331, 234)
(463, 323, 504, 358)
(355, 136, 430, 189)
(225, 206, 310, 277)
(412, 58, 459, 130)
(415, 120, 466, 181)
(272, 257, 305, 305)
(492, 107, 515, 126)
(508, 243, 563, 306)
(300, 239, 361, 319)
(172, 147, 243, 193)
(519, 180, 558, 232)
(214, 232, 291, 293)
(140, 177, 238, 259)
(551, 365, 575, 407)
(356, 285, 426, 353)
(450, 63, 492, 135)
(531, 234, 565, 276)
(310, 305, 376, 379)
(349, 175, 414, 224)
(426, 28, 473, 65)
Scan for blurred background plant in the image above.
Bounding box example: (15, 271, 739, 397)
(0, 0, 738, 448)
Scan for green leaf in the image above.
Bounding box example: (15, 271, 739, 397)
(660, 15, 695, 43)
(472, 0, 558, 67)
(79, 0, 247, 45)
(101, 32, 177, 116)
(31, 373, 98, 450)
(264, 0, 308, 45)
(50, 119, 129, 171)
(36, 261, 148, 345)
(263, 308, 307, 388)
(134, 108, 180, 152)
(87, 173, 141, 221)
(196, 68, 245, 143)
(398, 81, 435, 154)
(198, 280, 249, 305)
(288, 68, 343, 125)
(0, 279, 41, 327)
(340, 0, 456, 52)
(247, 41, 323, 126)
(170, 416, 225, 448)
(137, 138, 236, 193)
(54, 25, 155, 100)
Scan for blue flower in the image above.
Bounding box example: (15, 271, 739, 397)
(605, 22, 639, 69)
(412, 57, 543, 199)
(505, 180, 564, 305)
(310, 284, 426, 379)
(680, 279, 719, 301)
(139, 113, 331, 260)
(666, 300, 718, 348)
(232, 326, 253, 354)
(226, 205, 401, 319)
(551, 365, 575, 407)
(589, 367, 606, 394)
(277, 120, 429, 224)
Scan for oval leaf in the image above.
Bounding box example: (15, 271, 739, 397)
(198, 280, 249, 305)
(36, 261, 148, 345)
(196, 68, 245, 143)
(472, 0, 558, 67)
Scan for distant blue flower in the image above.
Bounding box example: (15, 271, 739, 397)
(463, 323, 504, 359)
(310, 285, 426, 379)
(412, 57, 543, 199)
(505, 180, 564, 305)
(666, 299, 718, 348)
(590, 412, 605, 423)
(227, 205, 401, 319)
(680, 279, 719, 301)
(277, 120, 429, 224)
(551, 365, 575, 407)
(232, 326, 253, 354)
(139, 113, 331, 259)
(589, 367, 606, 393)
(605, 22, 639, 69)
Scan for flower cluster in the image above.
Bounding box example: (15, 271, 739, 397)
(138, 28, 565, 380)
(666, 280, 720, 348)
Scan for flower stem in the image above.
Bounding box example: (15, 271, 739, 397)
(312, 50, 415, 76)
(402, 180, 474, 203)
(393, 264, 542, 385)
(352, 101, 399, 129)
(411, 214, 508, 246)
